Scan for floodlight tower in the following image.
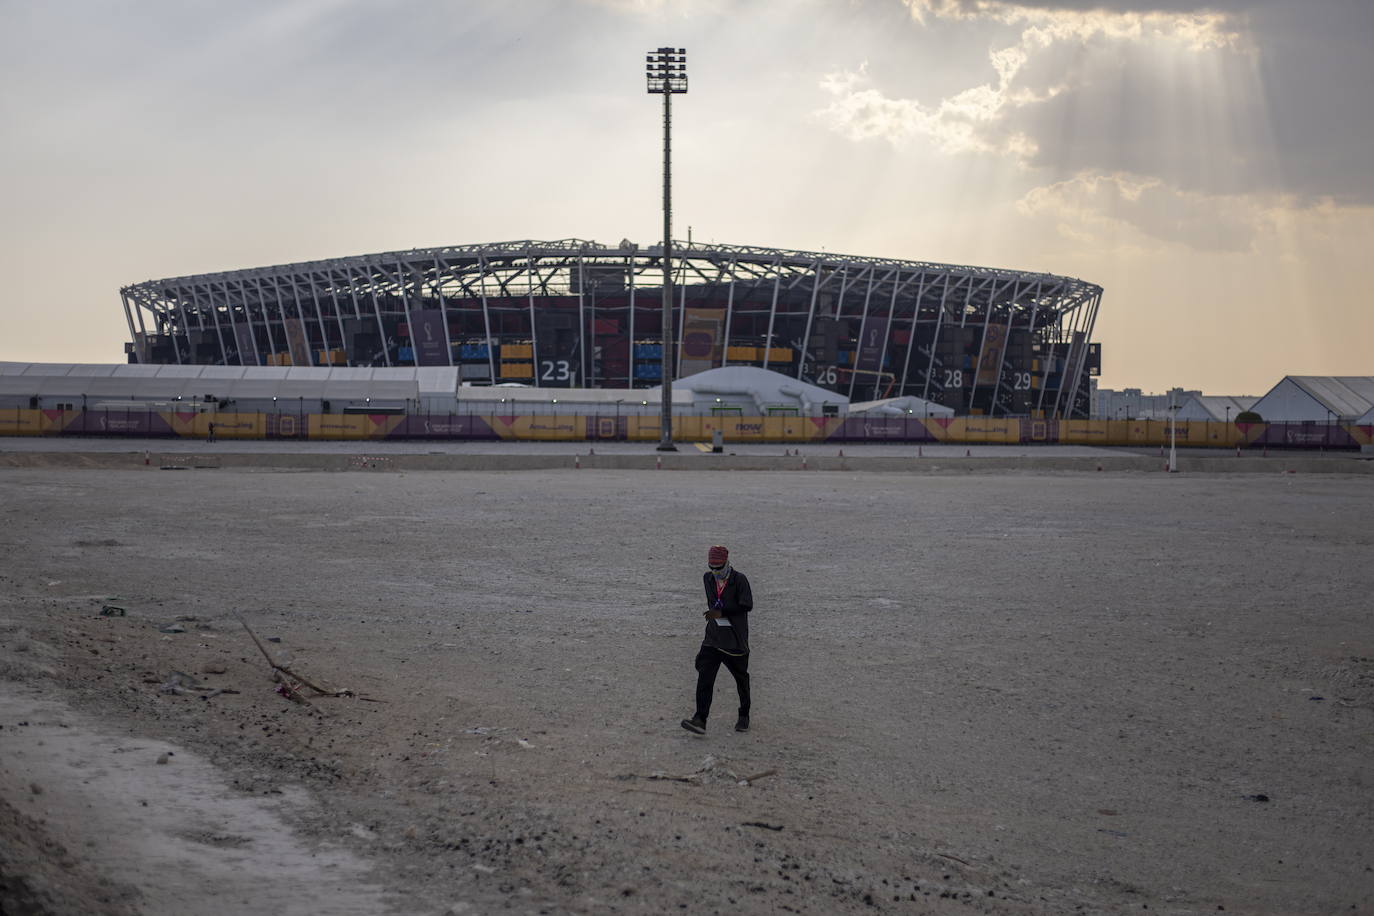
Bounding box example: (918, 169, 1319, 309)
(646, 46, 687, 451)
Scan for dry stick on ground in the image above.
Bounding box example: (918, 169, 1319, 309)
(233, 611, 365, 701)
(936, 852, 973, 867)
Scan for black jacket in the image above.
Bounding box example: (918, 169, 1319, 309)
(701, 569, 753, 655)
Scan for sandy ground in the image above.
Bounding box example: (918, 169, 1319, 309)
(1, 466, 1372, 915)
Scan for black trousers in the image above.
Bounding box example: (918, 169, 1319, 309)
(694, 646, 750, 721)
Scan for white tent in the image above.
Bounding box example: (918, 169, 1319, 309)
(1173, 395, 1258, 422)
(848, 395, 953, 418)
(1248, 376, 1374, 422)
(0, 362, 438, 411)
(649, 366, 849, 414)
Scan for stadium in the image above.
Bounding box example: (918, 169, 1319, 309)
(120, 239, 1104, 419)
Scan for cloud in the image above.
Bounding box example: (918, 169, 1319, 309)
(901, 0, 1241, 48)
(1017, 172, 1268, 252)
(816, 63, 1025, 154)
(818, 1, 1243, 157)
(818, 0, 1374, 211)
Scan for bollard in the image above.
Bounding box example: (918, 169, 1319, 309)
(656, 455, 662, 470)
(574, 455, 580, 469)
(918, 445, 923, 458)
(801, 456, 807, 470)
(1262, 446, 1267, 457)
(144, 451, 150, 466)
(1236, 445, 1241, 457)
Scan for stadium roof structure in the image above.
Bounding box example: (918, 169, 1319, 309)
(1248, 376, 1374, 422)
(123, 239, 1101, 298)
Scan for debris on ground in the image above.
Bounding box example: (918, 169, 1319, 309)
(624, 755, 777, 787)
(156, 671, 241, 700)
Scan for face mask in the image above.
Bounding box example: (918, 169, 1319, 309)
(709, 565, 729, 580)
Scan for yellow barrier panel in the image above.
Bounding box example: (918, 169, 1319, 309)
(309, 414, 369, 440)
(0, 409, 43, 435)
(957, 418, 1020, 444)
(504, 415, 583, 441)
(206, 412, 265, 439)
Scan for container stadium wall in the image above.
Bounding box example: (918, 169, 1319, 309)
(120, 240, 1104, 419)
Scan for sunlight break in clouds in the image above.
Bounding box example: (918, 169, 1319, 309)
(819, 3, 1238, 157)
(901, 0, 1238, 51)
(1017, 172, 1267, 253)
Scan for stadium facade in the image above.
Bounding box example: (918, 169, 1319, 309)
(121, 239, 1103, 418)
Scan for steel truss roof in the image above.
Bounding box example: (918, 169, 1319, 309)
(123, 239, 1101, 308)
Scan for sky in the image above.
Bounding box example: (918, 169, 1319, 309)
(2, 0, 1370, 394)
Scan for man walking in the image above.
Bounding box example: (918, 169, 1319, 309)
(681, 545, 753, 735)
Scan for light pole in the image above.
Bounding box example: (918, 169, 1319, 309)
(1167, 389, 1179, 473)
(646, 46, 686, 452)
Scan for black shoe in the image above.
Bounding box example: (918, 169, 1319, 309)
(680, 716, 706, 734)
(735, 715, 750, 733)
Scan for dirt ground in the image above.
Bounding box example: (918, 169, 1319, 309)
(1, 465, 1371, 915)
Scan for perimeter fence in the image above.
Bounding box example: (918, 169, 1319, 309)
(0, 408, 1368, 450)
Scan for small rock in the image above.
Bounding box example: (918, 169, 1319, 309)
(204, 664, 227, 675)
(100, 605, 126, 617)
(266, 637, 282, 643)
(29, 782, 42, 796)
(158, 625, 186, 634)
(156, 753, 170, 765)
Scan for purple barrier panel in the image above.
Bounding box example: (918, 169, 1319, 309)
(1257, 423, 1355, 449)
(91, 410, 175, 437)
(392, 415, 500, 439)
(826, 416, 930, 442)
